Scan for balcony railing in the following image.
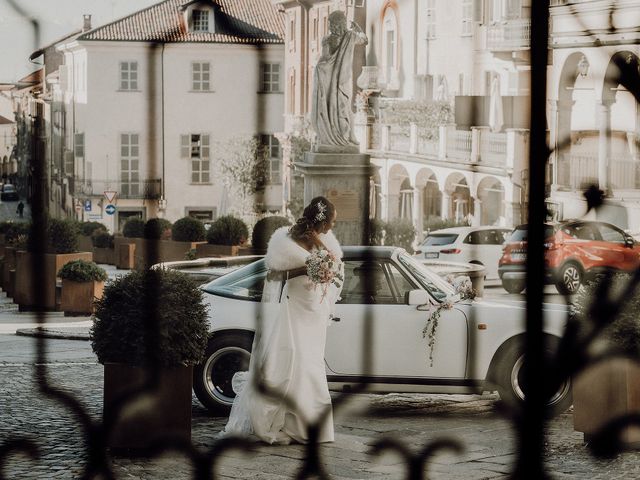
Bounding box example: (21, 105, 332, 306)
(447, 130, 473, 161)
(72, 178, 162, 199)
(479, 131, 508, 166)
(487, 19, 531, 51)
(556, 154, 640, 190)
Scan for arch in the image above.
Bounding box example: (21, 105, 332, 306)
(476, 176, 505, 225)
(379, 0, 400, 89)
(444, 173, 473, 223)
(415, 167, 441, 225)
(387, 163, 410, 220)
(602, 51, 640, 105)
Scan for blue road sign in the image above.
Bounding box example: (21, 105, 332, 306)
(105, 204, 116, 215)
(84, 200, 91, 212)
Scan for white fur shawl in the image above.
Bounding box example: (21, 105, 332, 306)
(264, 226, 343, 271)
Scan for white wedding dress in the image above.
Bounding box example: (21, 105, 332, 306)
(222, 227, 343, 444)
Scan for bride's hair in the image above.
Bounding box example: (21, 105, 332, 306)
(289, 196, 336, 241)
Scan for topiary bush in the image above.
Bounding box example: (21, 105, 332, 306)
(144, 218, 173, 240)
(206, 215, 249, 246)
(90, 269, 209, 367)
(79, 221, 106, 237)
(92, 232, 114, 249)
(251, 216, 291, 250)
(172, 217, 205, 242)
(58, 259, 108, 283)
(47, 218, 79, 254)
(368, 219, 385, 246)
(122, 218, 145, 238)
(384, 218, 417, 254)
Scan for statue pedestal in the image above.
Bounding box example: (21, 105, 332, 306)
(296, 152, 378, 246)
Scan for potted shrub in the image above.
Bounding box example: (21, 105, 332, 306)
(59, 260, 108, 316)
(90, 269, 209, 450)
(572, 273, 640, 444)
(171, 217, 204, 243)
(92, 232, 115, 265)
(114, 218, 145, 270)
(14, 218, 93, 311)
(198, 215, 248, 257)
(79, 221, 106, 252)
(250, 216, 291, 254)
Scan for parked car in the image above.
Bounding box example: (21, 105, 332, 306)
(1, 184, 19, 201)
(194, 246, 572, 416)
(498, 220, 640, 294)
(155, 256, 262, 285)
(414, 226, 511, 279)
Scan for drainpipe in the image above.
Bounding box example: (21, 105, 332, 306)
(161, 43, 166, 209)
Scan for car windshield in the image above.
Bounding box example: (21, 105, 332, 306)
(423, 233, 458, 246)
(397, 252, 455, 302)
(508, 225, 555, 242)
(201, 260, 267, 301)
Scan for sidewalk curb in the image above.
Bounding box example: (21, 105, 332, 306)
(15, 327, 90, 341)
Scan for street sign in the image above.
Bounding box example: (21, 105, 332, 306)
(105, 204, 116, 215)
(84, 200, 91, 212)
(104, 191, 117, 203)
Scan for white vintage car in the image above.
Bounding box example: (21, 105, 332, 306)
(193, 246, 572, 416)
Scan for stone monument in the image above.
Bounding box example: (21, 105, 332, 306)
(297, 11, 377, 246)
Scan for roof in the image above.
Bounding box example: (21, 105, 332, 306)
(79, 0, 284, 44)
(0, 115, 14, 125)
(30, 29, 82, 60)
(16, 69, 44, 86)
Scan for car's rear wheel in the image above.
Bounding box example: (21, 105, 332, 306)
(555, 262, 582, 295)
(493, 338, 572, 417)
(193, 332, 253, 415)
(502, 278, 525, 294)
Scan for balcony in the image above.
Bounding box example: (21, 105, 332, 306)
(72, 178, 162, 200)
(556, 154, 640, 190)
(487, 19, 531, 51)
(367, 122, 525, 171)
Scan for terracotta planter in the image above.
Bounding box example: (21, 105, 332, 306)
(195, 243, 240, 258)
(60, 279, 104, 316)
(132, 239, 206, 269)
(238, 246, 265, 256)
(14, 251, 93, 311)
(103, 363, 193, 450)
(116, 242, 136, 270)
(94, 247, 116, 265)
(573, 357, 640, 444)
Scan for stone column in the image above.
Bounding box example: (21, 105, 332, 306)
(474, 199, 483, 226)
(297, 152, 378, 246)
(598, 101, 613, 195)
(555, 99, 575, 189)
(441, 192, 450, 220)
(412, 186, 424, 241)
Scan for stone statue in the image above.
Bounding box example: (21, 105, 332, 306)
(311, 11, 367, 152)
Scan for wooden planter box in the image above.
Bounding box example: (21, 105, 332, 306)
(238, 246, 266, 256)
(2, 246, 16, 292)
(113, 237, 136, 270)
(103, 363, 193, 450)
(132, 239, 206, 269)
(573, 358, 640, 444)
(195, 243, 240, 258)
(78, 235, 93, 253)
(14, 251, 93, 311)
(60, 279, 104, 316)
(94, 247, 116, 265)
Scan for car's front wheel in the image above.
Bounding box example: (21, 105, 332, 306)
(502, 278, 525, 294)
(555, 262, 582, 295)
(493, 338, 572, 417)
(193, 332, 253, 415)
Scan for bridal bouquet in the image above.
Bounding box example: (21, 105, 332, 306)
(305, 249, 343, 300)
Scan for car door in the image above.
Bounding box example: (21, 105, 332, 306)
(324, 259, 468, 379)
(594, 222, 638, 270)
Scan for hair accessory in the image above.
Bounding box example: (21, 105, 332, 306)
(314, 201, 327, 223)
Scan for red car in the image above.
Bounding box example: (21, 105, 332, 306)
(498, 220, 640, 294)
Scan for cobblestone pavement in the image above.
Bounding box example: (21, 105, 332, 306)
(2, 358, 640, 480)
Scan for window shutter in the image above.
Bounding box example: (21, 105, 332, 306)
(181, 135, 190, 158)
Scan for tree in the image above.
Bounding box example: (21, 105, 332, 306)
(212, 136, 269, 216)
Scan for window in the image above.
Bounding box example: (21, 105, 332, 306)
(261, 134, 282, 183)
(74, 133, 85, 159)
(192, 62, 210, 91)
(340, 260, 415, 305)
(382, 8, 398, 87)
(119, 62, 138, 90)
(192, 9, 209, 32)
(117, 210, 144, 233)
(261, 63, 281, 92)
(596, 223, 625, 243)
(181, 134, 210, 183)
(426, 0, 436, 39)
(462, 0, 473, 35)
(187, 209, 215, 221)
(203, 260, 269, 301)
(120, 134, 140, 197)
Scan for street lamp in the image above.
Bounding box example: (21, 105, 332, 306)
(577, 55, 589, 78)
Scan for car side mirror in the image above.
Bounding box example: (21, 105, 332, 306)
(625, 236, 635, 248)
(407, 289, 430, 306)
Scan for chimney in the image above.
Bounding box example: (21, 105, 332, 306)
(82, 14, 92, 32)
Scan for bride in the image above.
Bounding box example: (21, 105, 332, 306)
(222, 196, 343, 444)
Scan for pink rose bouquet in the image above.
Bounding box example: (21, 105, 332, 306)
(305, 249, 343, 300)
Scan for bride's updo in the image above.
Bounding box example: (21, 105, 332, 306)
(289, 196, 336, 241)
